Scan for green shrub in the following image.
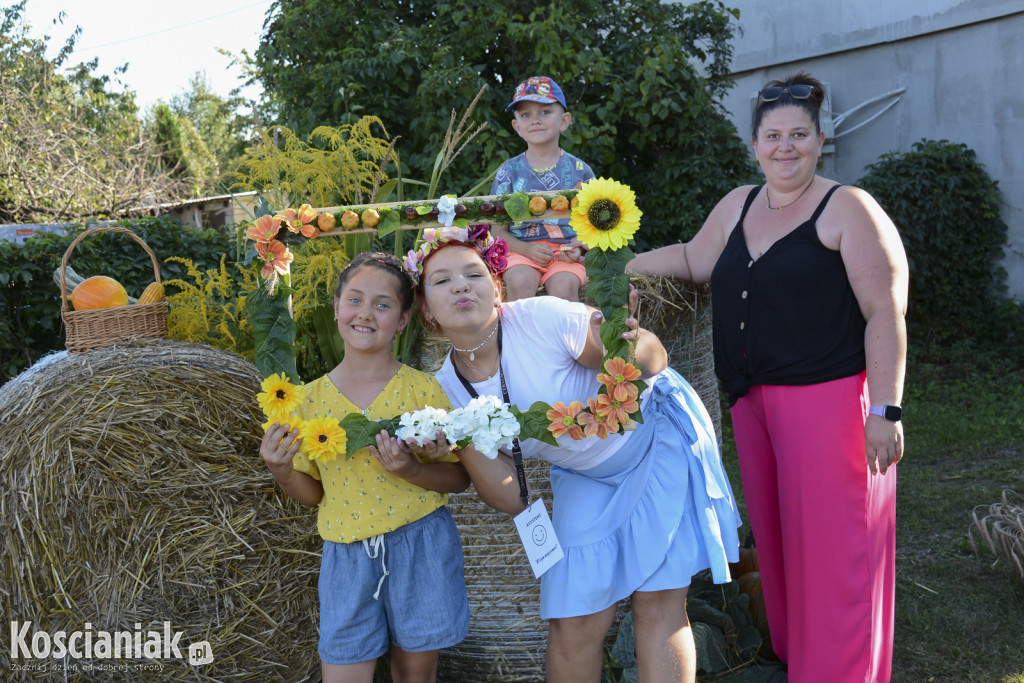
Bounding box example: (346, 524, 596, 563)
(0, 216, 232, 384)
(857, 139, 1009, 344)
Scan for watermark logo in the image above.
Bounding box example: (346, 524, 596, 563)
(10, 621, 213, 667)
(188, 641, 213, 666)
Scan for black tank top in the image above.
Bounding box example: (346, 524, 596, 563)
(710, 184, 866, 406)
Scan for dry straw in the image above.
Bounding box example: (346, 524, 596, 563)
(0, 340, 321, 681)
(971, 489, 1024, 587)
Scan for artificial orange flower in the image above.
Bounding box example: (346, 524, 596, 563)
(297, 203, 317, 224)
(546, 400, 585, 440)
(577, 398, 611, 439)
(246, 214, 281, 244)
(596, 357, 643, 402)
(594, 392, 639, 433)
(256, 239, 294, 278)
(275, 208, 302, 233)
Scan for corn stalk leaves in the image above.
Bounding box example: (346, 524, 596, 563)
(247, 283, 299, 383)
(310, 305, 344, 369)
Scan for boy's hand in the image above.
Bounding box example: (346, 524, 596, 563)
(525, 242, 555, 267)
(558, 245, 583, 263)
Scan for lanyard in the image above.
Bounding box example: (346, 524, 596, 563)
(451, 322, 530, 508)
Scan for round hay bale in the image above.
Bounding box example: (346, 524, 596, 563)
(631, 275, 720, 445)
(0, 340, 321, 681)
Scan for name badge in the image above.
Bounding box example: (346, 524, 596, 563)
(513, 499, 563, 578)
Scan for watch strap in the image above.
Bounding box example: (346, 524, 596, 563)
(869, 404, 902, 421)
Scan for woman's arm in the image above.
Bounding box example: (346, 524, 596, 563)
(260, 422, 324, 507)
(627, 186, 748, 283)
(834, 187, 909, 475)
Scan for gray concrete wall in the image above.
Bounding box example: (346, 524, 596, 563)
(715, 1, 1024, 299)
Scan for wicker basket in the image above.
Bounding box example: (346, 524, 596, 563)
(60, 226, 169, 353)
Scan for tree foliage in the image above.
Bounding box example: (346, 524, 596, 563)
(253, 0, 757, 248)
(0, 2, 191, 222)
(168, 71, 254, 192)
(858, 139, 1009, 342)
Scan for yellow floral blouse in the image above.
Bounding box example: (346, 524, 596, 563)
(292, 365, 457, 543)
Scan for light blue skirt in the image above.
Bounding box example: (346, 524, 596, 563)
(540, 369, 742, 619)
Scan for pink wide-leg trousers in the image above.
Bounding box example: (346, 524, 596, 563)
(730, 372, 896, 683)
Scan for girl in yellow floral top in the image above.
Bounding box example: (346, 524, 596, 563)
(261, 251, 470, 683)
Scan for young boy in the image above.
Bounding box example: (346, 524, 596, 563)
(490, 76, 596, 301)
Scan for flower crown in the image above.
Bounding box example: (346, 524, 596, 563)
(403, 225, 509, 285)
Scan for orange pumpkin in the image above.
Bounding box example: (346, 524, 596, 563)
(71, 275, 129, 311)
(729, 533, 759, 578)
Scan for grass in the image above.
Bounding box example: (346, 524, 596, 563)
(707, 339, 1024, 682)
(891, 342, 1024, 682)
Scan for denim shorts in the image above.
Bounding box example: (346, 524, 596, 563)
(318, 506, 469, 665)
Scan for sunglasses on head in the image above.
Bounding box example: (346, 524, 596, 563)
(758, 84, 814, 102)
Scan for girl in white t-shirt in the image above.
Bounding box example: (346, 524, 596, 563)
(412, 235, 742, 683)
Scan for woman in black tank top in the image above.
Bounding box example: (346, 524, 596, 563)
(628, 71, 908, 682)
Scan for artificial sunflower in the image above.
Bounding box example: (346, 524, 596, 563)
(300, 417, 347, 462)
(570, 177, 642, 251)
(257, 373, 303, 423)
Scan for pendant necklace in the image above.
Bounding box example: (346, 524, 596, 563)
(452, 320, 498, 362)
(766, 177, 815, 211)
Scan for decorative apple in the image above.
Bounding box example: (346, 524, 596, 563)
(340, 211, 360, 230)
(550, 195, 570, 212)
(361, 209, 380, 228)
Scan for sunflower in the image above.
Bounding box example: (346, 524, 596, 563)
(300, 417, 347, 462)
(257, 373, 303, 422)
(570, 177, 642, 251)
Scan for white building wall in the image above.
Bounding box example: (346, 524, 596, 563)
(715, 0, 1024, 298)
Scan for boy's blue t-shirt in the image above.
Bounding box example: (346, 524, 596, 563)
(490, 150, 596, 243)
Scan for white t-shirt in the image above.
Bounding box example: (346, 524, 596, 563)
(434, 296, 636, 471)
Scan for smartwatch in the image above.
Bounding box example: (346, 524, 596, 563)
(869, 404, 902, 422)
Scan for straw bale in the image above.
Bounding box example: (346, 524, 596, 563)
(0, 340, 321, 682)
